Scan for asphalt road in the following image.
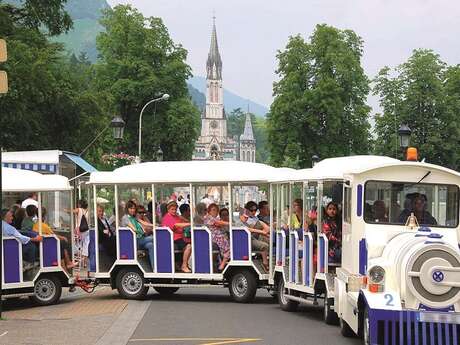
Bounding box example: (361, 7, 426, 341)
(128, 288, 362, 345)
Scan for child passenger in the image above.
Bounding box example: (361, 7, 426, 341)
(204, 203, 230, 271)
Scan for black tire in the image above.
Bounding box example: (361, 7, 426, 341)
(277, 278, 299, 312)
(362, 307, 370, 345)
(30, 275, 62, 306)
(116, 268, 149, 300)
(340, 316, 356, 338)
(154, 287, 180, 296)
(228, 270, 257, 303)
(324, 297, 339, 325)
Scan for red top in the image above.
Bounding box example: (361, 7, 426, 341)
(161, 213, 184, 241)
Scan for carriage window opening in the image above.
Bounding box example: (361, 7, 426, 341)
(304, 182, 318, 235)
(290, 182, 303, 230)
(279, 184, 290, 230)
(320, 181, 343, 264)
(364, 181, 459, 228)
(96, 185, 116, 271)
(343, 185, 352, 224)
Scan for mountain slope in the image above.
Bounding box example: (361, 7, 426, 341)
(188, 76, 269, 117)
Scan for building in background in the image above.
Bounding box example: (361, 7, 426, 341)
(193, 18, 255, 161)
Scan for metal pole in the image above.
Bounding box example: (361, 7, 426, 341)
(79, 123, 110, 156)
(138, 96, 163, 162)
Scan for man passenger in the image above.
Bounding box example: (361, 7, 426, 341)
(257, 201, 270, 225)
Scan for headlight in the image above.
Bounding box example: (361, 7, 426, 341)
(368, 266, 385, 284)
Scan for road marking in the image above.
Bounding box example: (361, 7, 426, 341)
(0, 331, 8, 337)
(129, 338, 262, 344)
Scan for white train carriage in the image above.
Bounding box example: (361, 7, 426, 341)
(273, 155, 460, 344)
(2, 167, 74, 305)
(86, 160, 291, 302)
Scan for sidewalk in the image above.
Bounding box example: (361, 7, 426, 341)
(0, 287, 149, 345)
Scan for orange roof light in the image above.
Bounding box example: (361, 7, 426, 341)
(406, 147, 418, 161)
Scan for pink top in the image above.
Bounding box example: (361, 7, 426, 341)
(161, 213, 184, 241)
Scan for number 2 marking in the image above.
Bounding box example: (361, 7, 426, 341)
(384, 293, 394, 306)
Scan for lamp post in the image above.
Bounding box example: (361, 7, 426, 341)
(311, 154, 320, 167)
(138, 93, 170, 163)
(79, 115, 125, 156)
(156, 146, 163, 161)
(398, 124, 412, 159)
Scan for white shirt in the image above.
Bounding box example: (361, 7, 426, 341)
(21, 198, 39, 209)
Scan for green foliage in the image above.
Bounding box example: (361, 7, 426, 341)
(94, 5, 200, 161)
(373, 49, 460, 169)
(267, 24, 371, 168)
(227, 108, 269, 163)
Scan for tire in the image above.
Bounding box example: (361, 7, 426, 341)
(154, 287, 179, 296)
(116, 268, 149, 300)
(362, 307, 370, 345)
(30, 275, 62, 306)
(340, 316, 356, 338)
(324, 297, 339, 325)
(228, 270, 257, 303)
(277, 278, 299, 312)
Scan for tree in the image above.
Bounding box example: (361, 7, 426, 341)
(94, 5, 200, 161)
(267, 24, 371, 168)
(373, 49, 460, 169)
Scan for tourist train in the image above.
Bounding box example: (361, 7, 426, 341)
(2, 155, 460, 344)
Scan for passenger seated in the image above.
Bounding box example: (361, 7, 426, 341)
(291, 199, 303, 230)
(179, 203, 191, 242)
(372, 200, 389, 223)
(121, 200, 154, 270)
(2, 208, 42, 267)
(204, 203, 230, 271)
(21, 205, 39, 237)
(398, 194, 437, 226)
(241, 201, 269, 271)
(321, 202, 342, 264)
(193, 202, 207, 226)
(97, 205, 116, 259)
(136, 205, 153, 234)
(161, 201, 192, 273)
(257, 201, 270, 225)
(219, 208, 230, 234)
(33, 207, 75, 270)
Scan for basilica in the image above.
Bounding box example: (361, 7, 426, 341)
(193, 20, 256, 162)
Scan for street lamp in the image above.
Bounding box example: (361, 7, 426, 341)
(79, 115, 125, 156)
(398, 124, 412, 150)
(138, 93, 170, 163)
(311, 154, 320, 167)
(156, 146, 163, 161)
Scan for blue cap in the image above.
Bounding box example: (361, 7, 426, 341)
(418, 226, 431, 232)
(427, 233, 443, 239)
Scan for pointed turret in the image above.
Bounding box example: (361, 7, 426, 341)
(206, 17, 222, 80)
(240, 112, 255, 142)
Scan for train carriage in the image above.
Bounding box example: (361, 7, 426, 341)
(273, 155, 460, 345)
(86, 160, 292, 302)
(2, 167, 74, 305)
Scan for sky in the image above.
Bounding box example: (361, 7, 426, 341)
(108, 0, 460, 114)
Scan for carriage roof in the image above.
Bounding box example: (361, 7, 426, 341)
(89, 161, 294, 184)
(2, 167, 72, 192)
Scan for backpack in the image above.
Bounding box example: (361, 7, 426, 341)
(79, 213, 89, 232)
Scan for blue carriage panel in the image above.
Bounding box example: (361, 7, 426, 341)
(276, 232, 282, 265)
(289, 232, 297, 283)
(118, 228, 135, 260)
(3, 238, 21, 283)
(231, 228, 249, 261)
(193, 228, 211, 274)
(89, 229, 96, 272)
(42, 236, 59, 267)
(318, 234, 328, 273)
(155, 227, 173, 273)
(303, 233, 313, 287)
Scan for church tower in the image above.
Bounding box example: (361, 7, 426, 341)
(193, 18, 237, 160)
(239, 111, 256, 162)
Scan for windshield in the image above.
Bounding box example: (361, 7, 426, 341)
(364, 181, 458, 228)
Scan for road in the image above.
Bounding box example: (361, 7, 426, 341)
(129, 288, 362, 345)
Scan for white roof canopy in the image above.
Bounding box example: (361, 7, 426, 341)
(2, 167, 72, 192)
(89, 161, 295, 184)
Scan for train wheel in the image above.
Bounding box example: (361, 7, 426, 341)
(324, 297, 339, 325)
(362, 307, 370, 345)
(116, 269, 148, 300)
(30, 275, 62, 306)
(277, 278, 298, 312)
(154, 287, 179, 296)
(229, 270, 257, 303)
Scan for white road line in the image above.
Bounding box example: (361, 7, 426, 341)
(0, 331, 8, 337)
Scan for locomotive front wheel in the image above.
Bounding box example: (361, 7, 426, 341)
(116, 269, 149, 300)
(340, 316, 356, 338)
(277, 278, 298, 312)
(229, 270, 257, 303)
(30, 275, 62, 306)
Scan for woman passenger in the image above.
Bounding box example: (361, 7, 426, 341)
(321, 202, 342, 264)
(97, 205, 116, 259)
(161, 201, 192, 273)
(204, 203, 230, 271)
(291, 198, 303, 230)
(122, 200, 154, 269)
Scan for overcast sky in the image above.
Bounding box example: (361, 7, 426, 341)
(109, 0, 460, 113)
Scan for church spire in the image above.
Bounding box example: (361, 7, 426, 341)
(206, 16, 222, 80)
(240, 110, 255, 142)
